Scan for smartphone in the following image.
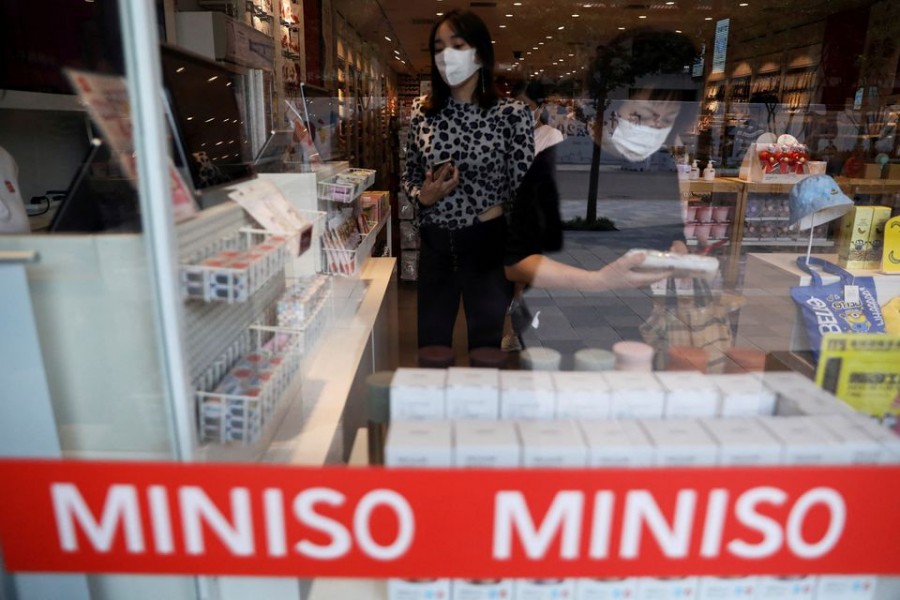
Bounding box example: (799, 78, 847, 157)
(431, 158, 454, 181)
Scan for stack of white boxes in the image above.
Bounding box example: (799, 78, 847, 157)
(384, 368, 899, 600)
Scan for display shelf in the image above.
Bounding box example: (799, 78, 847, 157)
(317, 168, 376, 202)
(741, 239, 833, 246)
(322, 213, 388, 277)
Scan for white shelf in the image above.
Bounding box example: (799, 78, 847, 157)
(741, 239, 832, 246)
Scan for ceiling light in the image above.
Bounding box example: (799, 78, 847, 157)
(558, 25, 565, 30)
(739, 1, 749, 4)
(527, 51, 532, 54)
(538, 42, 544, 45)
(705, 17, 712, 20)
(384, 36, 391, 42)
(436, 12, 443, 15)
(491, 40, 496, 44)
(666, 1, 675, 4)
(675, 29, 682, 33)
(571, 14, 580, 17)
(617, 26, 626, 30)
(638, 15, 647, 19)
(514, 2, 522, 5)
(506, 13, 513, 17)
(499, 24, 507, 28)
(532, 46, 538, 50)
(394, 49, 400, 54)
(546, 35, 553, 39)
(568, 53, 574, 56)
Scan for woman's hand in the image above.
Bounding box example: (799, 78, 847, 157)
(587, 251, 671, 291)
(418, 164, 459, 206)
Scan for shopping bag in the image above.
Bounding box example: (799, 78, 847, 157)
(640, 278, 734, 372)
(790, 256, 885, 358)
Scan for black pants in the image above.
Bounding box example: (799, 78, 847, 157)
(417, 217, 513, 350)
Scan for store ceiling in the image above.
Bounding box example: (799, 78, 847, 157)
(332, 0, 874, 81)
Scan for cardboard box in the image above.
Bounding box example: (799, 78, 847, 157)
(499, 371, 556, 420)
(446, 367, 500, 421)
(515, 579, 576, 600)
(640, 419, 720, 466)
(697, 576, 758, 599)
(656, 372, 719, 417)
(823, 413, 900, 463)
(580, 420, 656, 467)
(837, 206, 874, 270)
(708, 374, 777, 416)
(575, 578, 639, 600)
(700, 417, 782, 466)
(758, 416, 850, 465)
(385, 421, 453, 467)
(755, 576, 816, 599)
(454, 420, 521, 468)
(606, 372, 665, 419)
(388, 578, 452, 600)
(886, 163, 900, 180)
(815, 575, 877, 600)
(636, 577, 700, 600)
(761, 372, 852, 417)
(552, 372, 611, 419)
(452, 579, 514, 600)
(861, 163, 884, 179)
(814, 414, 887, 464)
(518, 420, 588, 468)
(390, 368, 447, 421)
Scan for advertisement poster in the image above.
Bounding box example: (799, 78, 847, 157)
(816, 333, 900, 430)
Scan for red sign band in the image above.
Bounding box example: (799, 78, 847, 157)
(1, 460, 898, 578)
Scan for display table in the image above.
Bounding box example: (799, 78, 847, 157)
(738, 253, 900, 354)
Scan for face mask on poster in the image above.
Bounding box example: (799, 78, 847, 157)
(608, 119, 673, 162)
(435, 47, 480, 87)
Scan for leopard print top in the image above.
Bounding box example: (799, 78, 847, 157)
(401, 95, 534, 229)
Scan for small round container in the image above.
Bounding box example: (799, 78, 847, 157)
(520, 347, 562, 371)
(696, 206, 714, 223)
(694, 223, 712, 241)
(417, 345, 456, 368)
(684, 223, 697, 238)
(469, 347, 509, 369)
(666, 346, 708, 373)
(685, 205, 698, 222)
(713, 206, 731, 222)
(725, 347, 766, 373)
(711, 223, 729, 239)
(612, 341, 654, 372)
(573, 348, 616, 372)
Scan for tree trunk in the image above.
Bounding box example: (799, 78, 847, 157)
(585, 102, 605, 224)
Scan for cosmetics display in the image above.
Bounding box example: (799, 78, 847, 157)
(317, 168, 376, 203)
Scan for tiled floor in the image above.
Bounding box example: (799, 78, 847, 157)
(396, 203, 813, 370)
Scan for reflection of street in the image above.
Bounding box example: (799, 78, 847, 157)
(555, 166, 683, 228)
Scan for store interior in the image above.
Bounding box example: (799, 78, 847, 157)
(1, 0, 899, 598)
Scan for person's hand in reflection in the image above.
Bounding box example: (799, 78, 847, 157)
(505, 251, 671, 292)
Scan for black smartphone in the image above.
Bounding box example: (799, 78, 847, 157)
(432, 158, 454, 181)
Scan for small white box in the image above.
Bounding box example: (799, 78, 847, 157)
(708, 374, 777, 416)
(454, 420, 521, 468)
(552, 372, 611, 419)
(500, 371, 556, 420)
(758, 417, 850, 465)
(700, 417, 782, 466)
(575, 578, 639, 600)
(815, 575, 877, 600)
(606, 372, 665, 419)
(761, 372, 852, 417)
(839, 416, 900, 463)
(636, 576, 699, 599)
(452, 578, 514, 600)
(518, 420, 588, 468)
(515, 578, 576, 600)
(656, 372, 720, 418)
(446, 367, 500, 420)
(388, 578, 452, 600)
(755, 575, 816, 599)
(697, 576, 758, 599)
(640, 419, 720, 466)
(814, 414, 887, 464)
(385, 421, 453, 467)
(580, 420, 656, 467)
(390, 368, 447, 421)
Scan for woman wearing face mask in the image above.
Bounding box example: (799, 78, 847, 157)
(401, 10, 534, 351)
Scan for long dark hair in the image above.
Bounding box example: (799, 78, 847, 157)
(424, 10, 498, 116)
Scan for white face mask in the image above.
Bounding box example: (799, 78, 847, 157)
(608, 118, 673, 162)
(435, 47, 480, 88)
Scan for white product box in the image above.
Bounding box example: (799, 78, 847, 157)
(640, 419, 719, 466)
(815, 575, 877, 600)
(636, 576, 699, 599)
(708, 374, 777, 416)
(385, 421, 453, 467)
(452, 579, 514, 600)
(606, 372, 665, 419)
(515, 578, 576, 600)
(656, 372, 720, 418)
(840, 415, 900, 463)
(499, 371, 556, 420)
(453, 420, 521, 468)
(518, 420, 588, 468)
(814, 414, 887, 464)
(760, 372, 852, 417)
(388, 578, 452, 600)
(759, 416, 851, 465)
(700, 417, 782, 466)
(390, 368, 447, 421)
(552, 372, 611, 419)
(580, 420, 656, 467)
(575, 578, 639, 600)
(755, 575, 816, 599)
(446, 367, 500, 420)
(697, 576, 758, 599)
